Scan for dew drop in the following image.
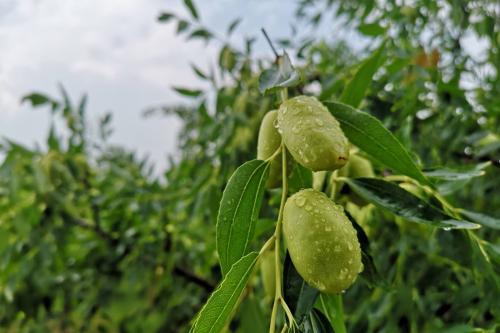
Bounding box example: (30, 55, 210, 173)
(315, 281, 326, 291)
(295, 196, 306, 207)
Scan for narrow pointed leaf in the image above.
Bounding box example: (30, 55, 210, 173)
(324, 101, 430, 185)
(289, 162, 313, 194)
(216, 160, 270, 275)
(459, 209, 500, 230)
(345, 211, 384, 287)
(183, 0, 199, 20)
(283, 253, 319, 322)
(226, 18, 242, 36)
(317, 295, 344, 333)
(424, 162, 490, 181)
(191, 252, 258, 333)
(299, 308, 334, 333)
(340, 42, 385, 108)
(345, 178, 479, 229)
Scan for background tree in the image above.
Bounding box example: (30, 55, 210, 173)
(0, 0, 498, 332)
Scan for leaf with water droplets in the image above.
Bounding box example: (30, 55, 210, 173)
(345, 178, 480, 229)
(324, 101, 430, 186)
(216, 160, 270, 276)
(191, 252, 258, 333)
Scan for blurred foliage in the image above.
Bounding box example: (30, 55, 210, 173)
(1, 0, 499, 332)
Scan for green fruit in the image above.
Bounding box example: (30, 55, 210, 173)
(283, 189, 362, 294)
(337, 154, 374, 206)
(277, 96, 349, 171)
(260, 249, 276, 300)
(347, 154, 374, 178)
(257, 110, 282, 188)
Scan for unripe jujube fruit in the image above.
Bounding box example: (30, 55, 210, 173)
(277, 96, 349, 171)
(343, 154, 375, 206)
(257, 110, 283, 187)
(347, 154, 374, 178)
(260, 249, 276, 300)
(283, 189, 362, 294)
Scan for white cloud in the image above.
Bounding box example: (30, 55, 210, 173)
(0, 0, 336, 169)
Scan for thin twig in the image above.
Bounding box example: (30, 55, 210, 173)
(261, 28, 279, 59)
(173, 266, 215, 292)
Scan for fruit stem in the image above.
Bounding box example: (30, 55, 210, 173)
(265, 146, 282, 163)
(280, 88, 288, 103)
(269, 142, 289, 333)
(259, 235, 276, 256)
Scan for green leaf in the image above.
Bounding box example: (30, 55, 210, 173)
(344, 211, 384, 287)
(358, 22, 387, 36)
(216, 160, 270, 275)
(283, 253, 319, 321)
(288, 162, 313, 194)
(172, 87, 203, 98)
(254, 218, 275, 240)
(21, 93, 53, 107)
(324, 101, 430, 185)
(157, 12, 175, 22)
(236, 294, 267, 333)
(459, 209, 500, 230)
(177, 20, 190, 34)
(227, 18, 242, 36)
(259, 52, 301, 94)
(219, 45, 237, 72)
(424, 162, 490, 181)
(316, 294, 344, 333)
(188, 29, 213, 42)
(340, 42, 385, 108)
(299, 309, 334, 333)
(183, 0, 199, 20)
(191, 252, 258, 333)
(345, 178, 479, 229)
(190, 63, 208, 80)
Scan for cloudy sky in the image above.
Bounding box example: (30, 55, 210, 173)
(0, 0, 488, 170)
(0, 0, 306, 168)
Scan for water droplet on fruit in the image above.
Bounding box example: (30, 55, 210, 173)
(316, 281, 326, 291)
(295, 196, 306, 207)
(315, 118, 324, 126)
(305, 205, 312, 212)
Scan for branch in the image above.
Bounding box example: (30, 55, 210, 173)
(173, 266, 215, 292)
